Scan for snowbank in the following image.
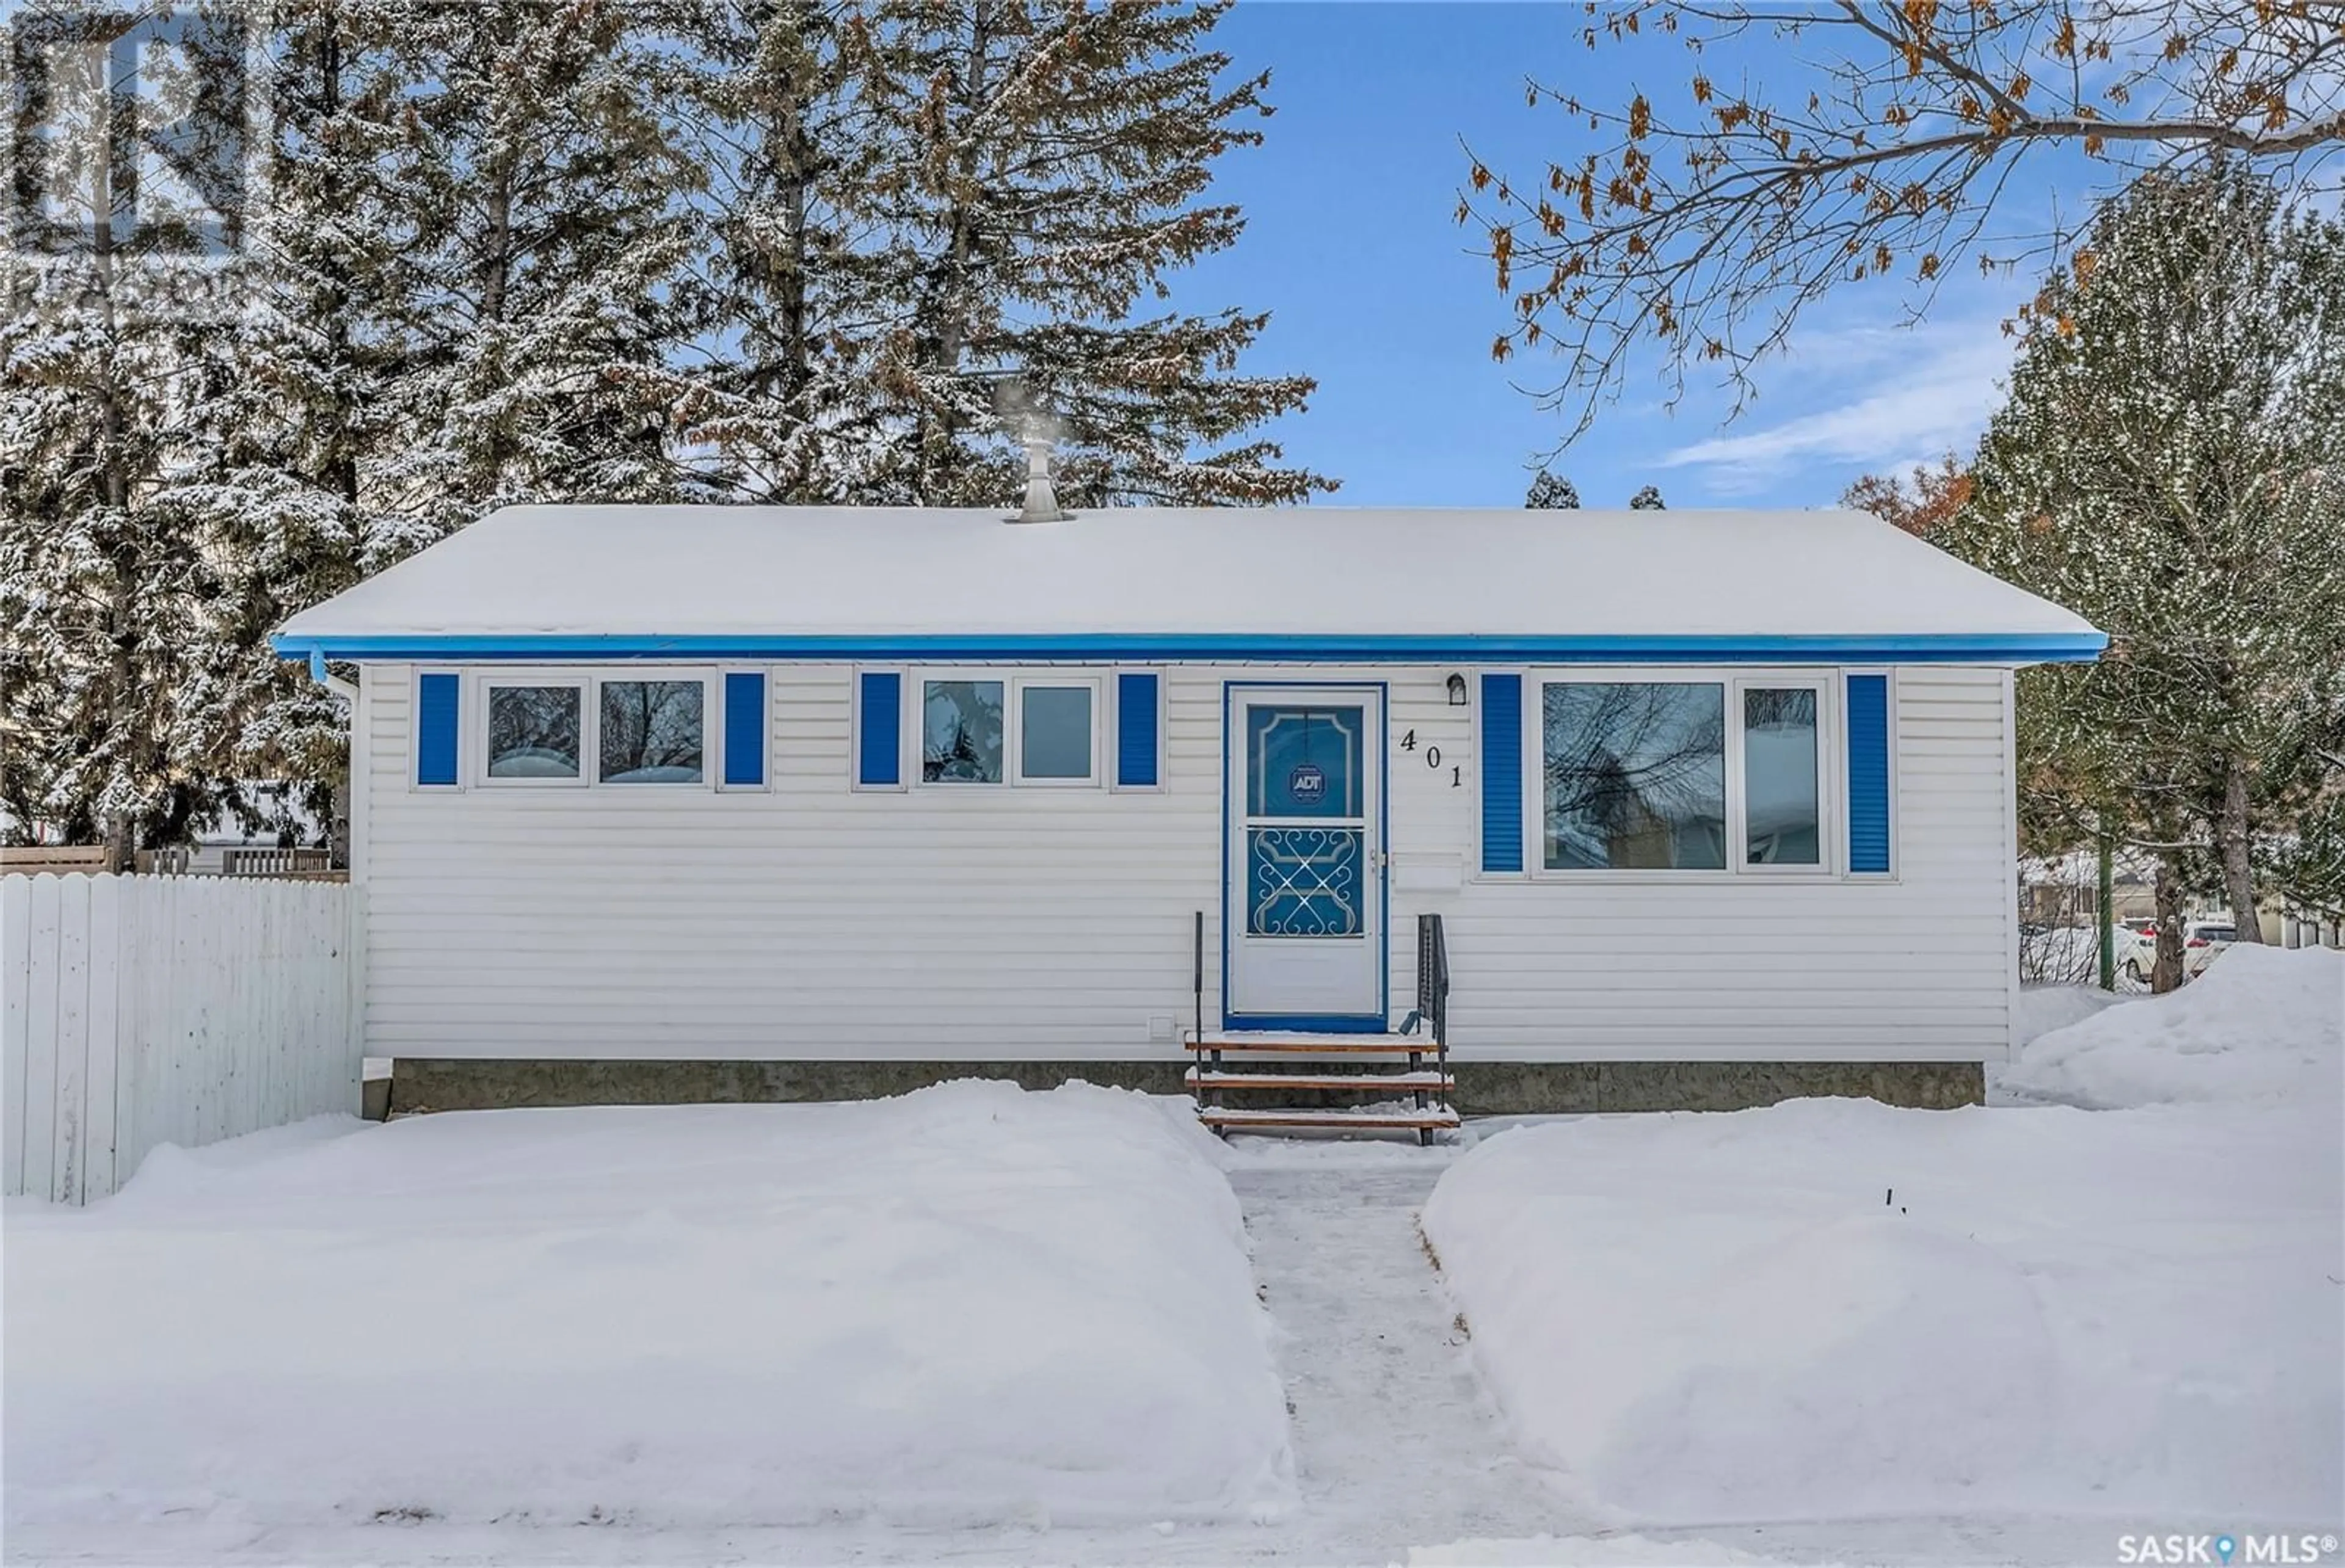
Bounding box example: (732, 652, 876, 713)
(2011, 982, 2126, 1047)
(5, 1082, 1294, 1531)
(1999, 944, 2343, 1108)
(1423, 1096, 2341, 1526)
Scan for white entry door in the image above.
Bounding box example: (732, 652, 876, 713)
(1223, 686, 1384, 1028)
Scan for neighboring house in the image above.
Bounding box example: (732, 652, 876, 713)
(272, 501, 2105, 1116)
(2019, 849, 2160, 928)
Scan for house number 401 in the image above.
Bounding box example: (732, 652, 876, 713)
(1398, 730, 1463, 788)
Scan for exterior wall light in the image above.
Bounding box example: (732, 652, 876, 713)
(1446, 673, 1468, 706)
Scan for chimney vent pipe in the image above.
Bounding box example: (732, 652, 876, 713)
(1012, 433, 1071, 524)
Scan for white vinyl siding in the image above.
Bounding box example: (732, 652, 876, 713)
(353, 662, 2015, 1064)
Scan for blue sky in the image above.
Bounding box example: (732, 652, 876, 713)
(1181, 3, 2063, 510)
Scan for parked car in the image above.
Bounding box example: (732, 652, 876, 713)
(2120, 920, 2236, 982)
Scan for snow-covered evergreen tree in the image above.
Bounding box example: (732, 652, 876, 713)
(7, 0, 1339, 851)
(176, 0, 418, 838)
(1524, 473, 1578, 508)
(360, 0, 694, 533)
(1956, 162, 2345, 946)
(656, 0, 908, 503)
(866, 0, 1331, 507)
(0, 9, 260, 860)
(1628, 484, 1665, 509)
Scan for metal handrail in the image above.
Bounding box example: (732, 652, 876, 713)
(1416, 912, 1450, 1056)
(1193, 909, 1206, 1044)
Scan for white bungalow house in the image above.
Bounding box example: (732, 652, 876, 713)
(274, 497, 2104, 1127)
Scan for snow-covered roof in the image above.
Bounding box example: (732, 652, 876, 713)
(274, 505, 2104, 664)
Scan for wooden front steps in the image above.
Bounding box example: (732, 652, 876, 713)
(1185, 1031, 1458, 1142)
(1197, 1106, 1459, 1132)
(1188, 1070, 1454, 1092)
(1184, 1036, 1450, 1055)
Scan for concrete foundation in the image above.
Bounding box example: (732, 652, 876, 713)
(388, 1057, 1982, 1117)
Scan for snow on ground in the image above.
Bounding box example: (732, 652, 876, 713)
(2010, 980, 2128, 1047)
(4, 1081, 1294, 1535)
(1998, 943, 2343, 1108)
(1425, 948, 2344, 1531)
(1408, 1534, 1839, 1566)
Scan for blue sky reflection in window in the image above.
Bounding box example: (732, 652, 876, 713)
(925, 680, 1005, 783)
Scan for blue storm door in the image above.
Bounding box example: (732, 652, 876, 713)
(1224, 688, 1384, 1026)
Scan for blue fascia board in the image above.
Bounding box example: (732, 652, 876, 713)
(271, 630, 2109, 665)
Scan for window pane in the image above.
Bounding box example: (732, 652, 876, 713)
(600, 680, 704, 783)
(1021, 685, 1093, 780)
(1542, 683, 1726, 869)
(1744, 688, 1820, 864)
(487, 686, 582, 779)
(923, 680, 1004, 783)
(1246, 705, 1364, 818)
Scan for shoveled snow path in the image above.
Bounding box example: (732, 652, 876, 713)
(1224, 1152, 1583, 1552)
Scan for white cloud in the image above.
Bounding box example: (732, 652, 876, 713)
(1657, 313, 2018, 494)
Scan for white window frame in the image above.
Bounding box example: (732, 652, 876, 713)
(1519, 667, 1843, 882)
(470, 668, 719, 790)
(473, 670, 592, 789)
(1732, 673, 1836, 876)
(906, 669, 1108, 790)
(1011, 675, 1106, 788)
(594, 669, 720, 789)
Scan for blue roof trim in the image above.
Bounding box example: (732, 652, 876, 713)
(274, 631, 2106, 664)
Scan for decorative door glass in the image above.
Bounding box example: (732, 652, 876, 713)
(1245, 705, 1365, 937)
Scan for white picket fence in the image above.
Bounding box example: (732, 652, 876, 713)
(1, 873, 364, 1203)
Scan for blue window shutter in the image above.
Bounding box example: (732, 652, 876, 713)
(1846, 673, 1892, 873)
(1116, 672, 1160, 788)
(1480, 673, 1524, 873)
(416, 673, 459, 786)
(857, 671, 901, 786)
(723, 672, 766, 786)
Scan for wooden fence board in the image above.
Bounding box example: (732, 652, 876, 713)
(3, 874, 33, 1197)
(52, 876, 90, 1202)
(1, 873, 359, 1203)
(82, 874, 122, 1202)
(20, 876, 61, 1201)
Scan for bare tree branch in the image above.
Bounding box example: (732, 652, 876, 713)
(1463, 0, 2345, 448)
